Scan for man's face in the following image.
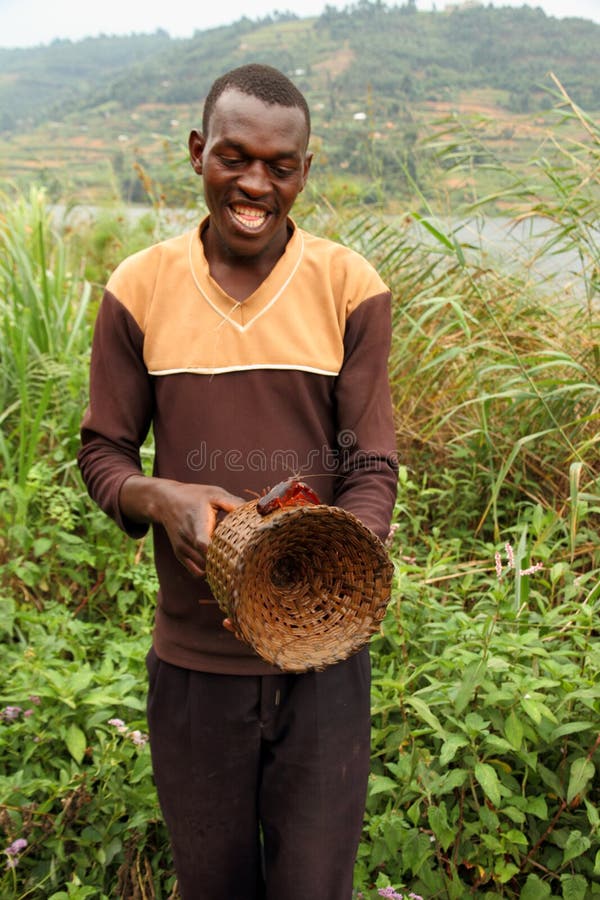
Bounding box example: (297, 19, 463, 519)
(189, 88, 312, 263)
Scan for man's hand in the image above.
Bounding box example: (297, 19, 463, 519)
(119, 476, 243, 578)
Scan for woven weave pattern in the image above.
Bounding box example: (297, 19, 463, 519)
(206, 499, 394, 672)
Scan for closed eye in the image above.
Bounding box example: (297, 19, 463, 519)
(269, 163, 296, 178)
(220, 155, 244, 167)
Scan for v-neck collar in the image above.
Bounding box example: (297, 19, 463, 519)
(188, 216, 304, 332)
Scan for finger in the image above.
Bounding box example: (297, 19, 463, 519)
(222, 618, 245, 642)
(178, 531, 209, 562)
(175, 545, 207, 579)
(213, 490, 245, 512)
(183, 559, 205, 579)
(177, 513, 212, 566)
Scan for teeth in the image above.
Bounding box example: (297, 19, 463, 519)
(231, 205, 267, 229)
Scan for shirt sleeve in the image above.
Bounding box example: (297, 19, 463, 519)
(332, 290, 399, 542)
(77, 289, 154, 538)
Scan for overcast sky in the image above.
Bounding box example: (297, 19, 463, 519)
(0, 0, 598, 48)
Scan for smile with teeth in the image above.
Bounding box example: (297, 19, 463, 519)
(231, 205, 269, 229)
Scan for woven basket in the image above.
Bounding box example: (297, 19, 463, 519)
(206, 498, 394, 672)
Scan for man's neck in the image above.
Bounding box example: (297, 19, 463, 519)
(201, 219, 293, 302)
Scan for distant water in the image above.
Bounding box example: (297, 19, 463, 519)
(409, 215, 599, 305)
(51, 202, 200, 231)
(52, 204, 598, 306)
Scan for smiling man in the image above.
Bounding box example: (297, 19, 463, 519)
(189, 85, 312, 278)
(78, 64, 398, 899)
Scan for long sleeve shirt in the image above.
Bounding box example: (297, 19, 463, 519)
(78, 217, 399, 674)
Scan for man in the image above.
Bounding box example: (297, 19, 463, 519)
(78, 63, 398, 900)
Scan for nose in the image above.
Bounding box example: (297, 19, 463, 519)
(237, 160, 271, 197)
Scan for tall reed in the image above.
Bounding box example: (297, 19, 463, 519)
(0, 187, 91, 506)
(331, 82, 600, 542)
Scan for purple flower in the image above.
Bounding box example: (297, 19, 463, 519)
(1, 706, 22, 722)
(505, 542, 515, 569)
(108, 718, 148, 747)
(519, 562, 544, 577)
(495, 543, 543, 581)
(108, 718, 128, 733)
(495, 551, 503, 580)
(6, 839, 27, 856)
(28, 695, 41, 705)
(385, 523, 400, 548)
(129, 729, 149, 747)
(377, 889, 404, 900)
(4, 838, 27, 868)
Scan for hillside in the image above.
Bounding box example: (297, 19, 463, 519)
(1, 2, 599, 208)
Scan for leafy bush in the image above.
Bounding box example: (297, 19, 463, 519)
(0, 593, 175, 899)
(358, 467, 600, 899)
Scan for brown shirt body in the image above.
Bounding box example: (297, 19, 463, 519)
(78, 218, 398, 674)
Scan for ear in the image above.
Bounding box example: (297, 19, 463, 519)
(299, 151, 313, 192)
(188, 130, 205, 175)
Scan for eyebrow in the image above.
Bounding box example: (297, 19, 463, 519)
(216, 138, 302, 161)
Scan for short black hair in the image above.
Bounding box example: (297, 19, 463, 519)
(202, 63, 311, 140)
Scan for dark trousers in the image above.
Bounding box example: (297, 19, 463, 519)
(146, 647, 372, 900)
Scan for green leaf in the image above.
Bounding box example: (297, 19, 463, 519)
(520, 873, 551, 899)
(407, 799, 421, 826)
(369, 836, 387, 869)
(485, 734, 514, 754)
(464, 711, 490, 733)
(504, 828, 528, 846)
(560, 873, 588, 900)
(521, 697, 542, 725)
(453, 659, 486, 715)
(495, 860, 519, 883)
(562, 830, 591, 865)
(65, 723, 86, 764)
(401, 827, 435, 874)
(427, 802, 455, 852)
(525, 796, 548, 819)
(551, 721, 594, 739)
(0, 597, 15, 637)
(505, 710, 524, 750)
(433, 768, 468, 795)
(404, 696, 448, 738)
(68, 667, 95, 696)
(412, 213, 455, 251)
(502, 805, 526, 824)
(130, 751, 153, 784)
(520, 697, 557, 725)
(567, 758, 595, 804)
(537, 763, 563, 798)
(386, 758, 411, 780)
(440, 734, 469, 766)
(481, 832, 503, 852)
(479, 804, 500, 831)
(585, 798, 599, 829)
(33, 536, 53, 556)
(369, 774, 398, 797)
(474, 761, 501, 807)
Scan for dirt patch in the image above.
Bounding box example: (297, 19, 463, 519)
(314, 44, 355, 78)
